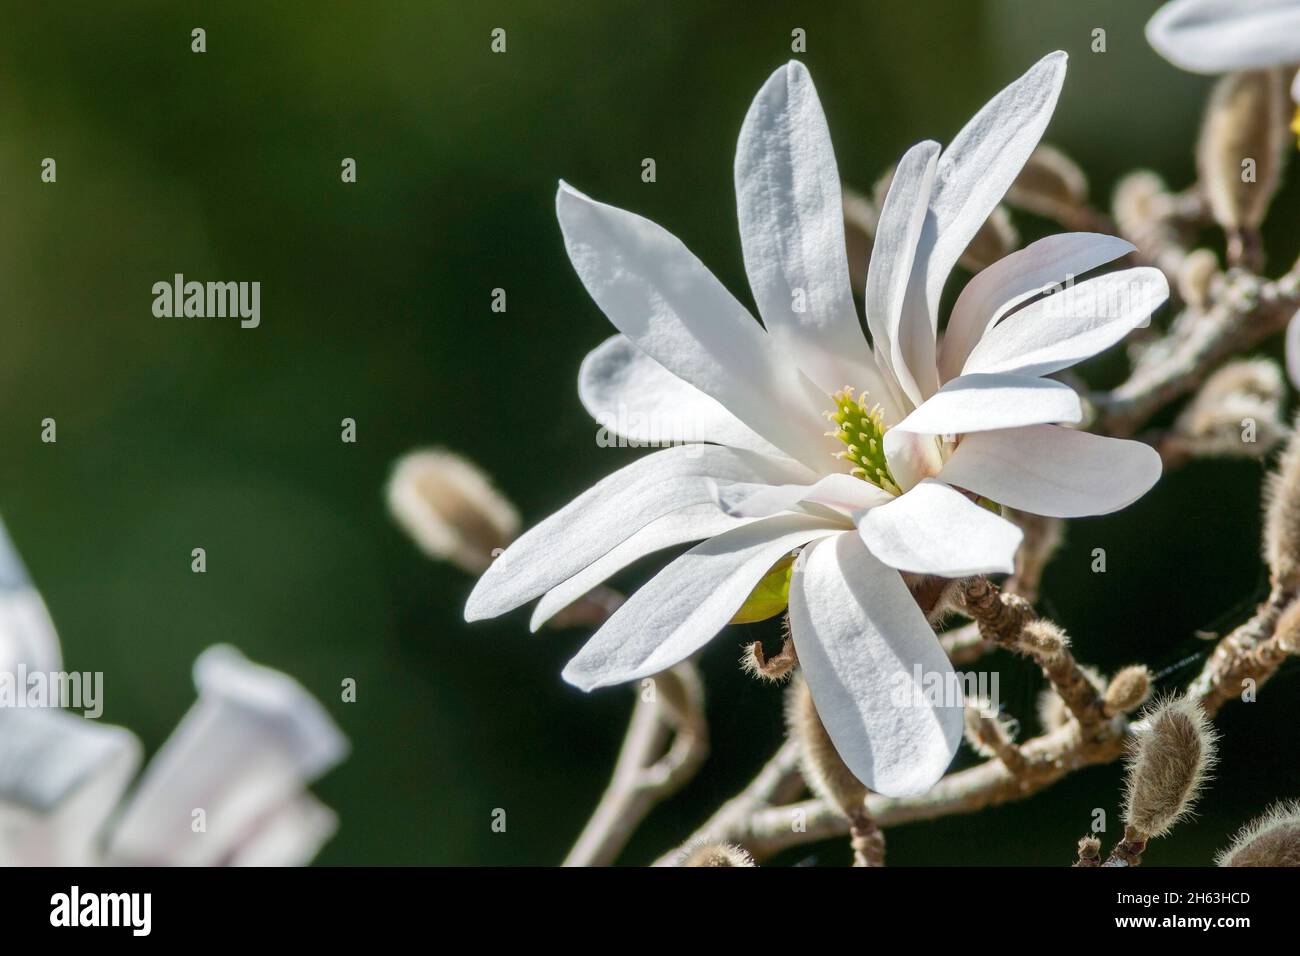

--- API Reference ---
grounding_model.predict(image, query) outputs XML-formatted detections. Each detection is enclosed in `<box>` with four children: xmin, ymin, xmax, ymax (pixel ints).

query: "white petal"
<box><xmin>0</xmin><ymin>517</ymin><xmax>62</xmax><ymax>675</ymax></box>
<box><xmin>1147</xmin><ymin>0</ymin><xmax>1300</xmax><ymax>74</ymax></box>
<box><xmin>892</xmin><ymin>373</ymin><xmax>1082</xmax><ymax>436</ymax></box>
<box><xmin>465</xmin><ymin>444</ymin><xmax>816</xmax><ymax>621</ymax></box>
<box><xmin>905</xmin><ymin>53</ymin><xmax>1068</xmax><ymax>351</ymax></box>
<box><xmin>529</xmin><ymin>505</ymin><xmax>757</xmax><ymax>631</ymax></box>
<box><xmin>0</xmin><ymin>709</ymin><xmax>140</xmax><ymax>866</ymax></box>
<box><xmin>864</xmin><ymin>140</ymin><xmax>941</xmax><ymax>412</ymax></box>
<box><xmin>561</xmin><ymin>515</ymin><xmax>840</xmax><ymax>690</ymax></box>
<box><xmin>578</xmin><ymin>334</ymin><xmax>785</xmax><ymax>456</ymax></box>
<box><xmin>939</xmin><ymin>426</ymin><xmax>1162</xmax><ymax>518</ymax></box>
<box><xmin>722</xmin><ymin>472</ymin><xmax>895</xmax><ymax>519</ymax></box>
<box><xmin>556</xmin><ymin>181</ymin><xmax>834</xmax><ymax>466</ymax></box>
<box><xmin>107</xmin><ymin>646</ymin><xmax>347</xmax><ymax>866</ymax></box>
<box><xmin>788</xmin><ymin>533</ymin><xmax>963</xmax><ymax>797</ymax></box>
<box><xmin>938</xmin><ymin>233</ymin><xmax>1135</xmax><ymax>382</ymax></box>
<box><xmin>735</xmin><ymin>61</ymin><xmax>881</xmax><ymax>398</ymax></box>
<box><xmin>227</xmin><ymin>794</ymin><xmax>339</xmax><ymax>867</ymax></box>
<box><xmin>858</xmin><ymin>478</ymin><xmax>1022</xmax><ymax>576</ymax></box>
<box><xmin>883</xmin><ymin>427</ymin><xmax>944</xmax><ymax>492</ymax></box>
<box><xmin>1286</xmin><ymin>311</ymin><xmax>1300</xmax><ymax>389</ymax></box>
<box><xmin>962</xmin><ymin>267</ymin><xmax>1168</xmax><ymax>378</ymax></box>
<box><xmin>1292</xmin><ymin>66</ymin><xmax>1300</xmax><ymax>103</ymax></box>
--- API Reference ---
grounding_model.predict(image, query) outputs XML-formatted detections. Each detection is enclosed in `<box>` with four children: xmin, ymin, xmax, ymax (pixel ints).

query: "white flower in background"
<box><xmin>0</xmin><ymin>520</ymin><xmax>347</xmax><ymax>866</ymax></box>
<box><xmin>466</xmin><ymin>53</ymin><xmax>1165</xmax><ymax>797</ymax></box>
<box><xmin>1147</xmin><ymin>0</ymin><xmax>1300</xmax><ymax>105</ymax></box>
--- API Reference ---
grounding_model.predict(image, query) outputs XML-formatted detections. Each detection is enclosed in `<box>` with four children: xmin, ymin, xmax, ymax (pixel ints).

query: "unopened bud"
<box><xmin>681</xmin><ymin>842</ymin><xmax>755</xmax><ymax>867</ymax></box>
<box><xmin>1006</xmin><ymin>144</ymin><xmax>1089</xmax><ymax>222</ymax></box>
<box><xmin>1169</xmin><ymin>358</ymin><xmax>1288</xmax><ymax>461</ymax></box>
<box><xmin>1103</xmin><ymin>665</ymin><xmax>1152</xmax><ymax>716</ymax></box>
<box><xmin>1263</xmin><ymin>415</ymin><xmax>1300</xmax><ymax>590</ymax></box>
<box><xmin>1177</xmin><ymin>248</ymin><xmax>1220</xmax><ymax>312</ymax></box>
<box><xmin>1197</xmin><ymin>69</ymin><xmax>1288</xmax><ymax>245</ymax></box>
<box><xmin>1217</xmin><ymin>801</ymin><xmax>1300</xmax><ymax>866</ymax></box>
<box><xmin>1123</xmin><ymin>695</ymin><xmax>1218</xmax><ymax>840</ymax></box>
<box><xmin>386</xmin><ymin>449</ymin><xmax>520</xmax><ymax>574</ymax></box>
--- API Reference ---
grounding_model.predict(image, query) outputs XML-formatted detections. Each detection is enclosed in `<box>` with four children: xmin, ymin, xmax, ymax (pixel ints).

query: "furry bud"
<box><xmin>1263</xmin><ymin>414</ymin><xmax>1300</xmax><ymax>590</ymax></box>
<box><xmin>1018</xmin><ymin>619</ymin><xmax>1069</xmax><ymax>660</ymax></box>
<box><xmin>1075</xmin><ymin>835</ymin><xmax>1102</xmax><ymax>867</ymax></box>
<box><xmin>1177</xmin><ymin>248</ymin><xmax>1220</xmax><ymax>312</ymax></box>
<box><xmin>1169</xmin><ymin>358</ymin><xmax>1287</xmax><ymax>462</ymax></box>
<box><xmin>785</xmin><ymin>676</ymin><xmax>867</xmax><ymax>818</ymax></box>
<box><xmin>1275</xmin><ymin>600</ymin><xmax>1300</xmax><ymax>655</ymax></box>
<box><xmin>1104</xmin><ymin>666</ymin><xmax>1153</xmax><ymax>716</ymax></box>
<box><xmin>1217</xmin><ymin>801</ymin><xmax>1300</xmax><ymax>867</ymax></box>
<box><xmin>1123</xmin><ymin>696</ymin><xmax>1218</xmax><ymax>839</ymax></box>
<box><xmin>1113</xmin><ymin>171</ymin><xmax>1167</xmax><ymax>241</ymax></box>
<box><xmin>1007</xmin><ymin>144</ymin><xmax>1089</xmax><ymax>222</ymax></box>
<box><xmin>681</xmin><ymin>843</ymin><xmax>755</xmax><ymax>867</ymax></box>
<box><xmin>387</xmin><ymin>449</ymin><xmax>519</xmax><ymax>574</ymax></box>
<box><xmin>1197</xmin><ymin>70</ymin><xmax>1287</xmax><ymax>248</ymax></box>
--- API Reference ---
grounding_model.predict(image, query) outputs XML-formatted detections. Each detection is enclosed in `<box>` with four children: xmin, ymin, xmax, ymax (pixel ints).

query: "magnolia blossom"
<box><xmin>1147</xmin><ymin>0</ymin><xmax>1300</xmax><ymax>103</ymax></box>
<box><xmin>466</xmin><ymin>53</ymin><xmax>1164</xmax><ymax>797</ymax></box>
<box><xmin>0</xmin><ymin>520</ymin><xmax>347</xmax><ymax>866</ymax></box>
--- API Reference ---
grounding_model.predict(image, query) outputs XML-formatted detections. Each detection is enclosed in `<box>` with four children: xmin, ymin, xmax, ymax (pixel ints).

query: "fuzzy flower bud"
<box><xmin>1103</xmin><ymin>666</ymin><xmax>1153</xmax><ymax>716</ymax></box>
<box><xmin>1006</xmin><ymin>144</ymin><xmax>1089</xmax><ymax>223</ymax></box>
<box><xmin>1177</xmin><ymin>248</ymin><xmax>1220</xmax><ymax>312</ymax></box>
<box><xmin>387</xmin><ymin>449</ymin><xmax>520</xmax><ymax>575</ymax></box>
<box><xmin>1168</xmin><ymin>359</ymin><xmax>1288</xmax><ymax>462</ymax></box>
<box><xmin>1123</xmin><ymin>696</ymin><xmax>1218</xmax><ymax>840</ymax></box>
<box><xmin>1197</xmin><ymin>70</ymin><xmax>1288</xmax><ymax>255</ymax></box>
<box><xmin>1263</xmin><ymin>414</ymin><xmax>1300</xmax><ymax>591</ymax></box>
<box><xmin>681</xmin><ymin>843</ymin><xmax>755</xmax><ymax>867</ymax></box>
<box><xmin>1217</xmin><ymin>801</ymin><xmax>1300</xmax><ymax>867</ymax></box>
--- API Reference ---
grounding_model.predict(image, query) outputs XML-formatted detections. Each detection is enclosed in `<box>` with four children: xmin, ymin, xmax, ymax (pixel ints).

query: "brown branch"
<box><xmin>564</xmin><ymin>662</ymin><xmax>708</xmax><ymax>866</ymax></box>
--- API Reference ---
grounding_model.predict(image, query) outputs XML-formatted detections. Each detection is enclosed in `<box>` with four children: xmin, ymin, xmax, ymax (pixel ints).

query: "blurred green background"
<box><xmin>1</xmin><ymin>0</ymin><xmax>1297</xmax><ymax>865</ymax></box>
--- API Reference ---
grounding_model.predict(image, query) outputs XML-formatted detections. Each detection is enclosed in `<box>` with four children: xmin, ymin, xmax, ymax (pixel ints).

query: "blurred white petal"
<box><xmin>1147</xmin><ymin>0</ymin><xmax>1300</xmax><ymax>74</ymax></box>
<box><xmin>0</xmin><ymin>709</ymin><xmax>139</xmax><ymax>866</ymax></box>
<box><xmin>106</xmin><ymin>645</ymin><xmax>346</xmax><ymax>866</ymax></box>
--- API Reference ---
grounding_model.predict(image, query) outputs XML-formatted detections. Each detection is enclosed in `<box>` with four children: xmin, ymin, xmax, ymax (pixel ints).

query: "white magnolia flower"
<box><xmin>1147</xmin><ymin>0</ymin><xmax>1300</xmax><ymax>103</ymax></box>
<box><xmin>0</xmin><ymin>521</ymin><xmax>347</xmax><ymax>866</ymax></box>
<box><xmin>466</xmin><ymin>54</ymin><xmax>1164</xmax><ymax>797</ymax></box>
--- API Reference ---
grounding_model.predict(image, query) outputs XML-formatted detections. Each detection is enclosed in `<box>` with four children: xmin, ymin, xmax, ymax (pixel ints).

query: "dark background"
<box><xmin>1</xmin><ymin>0</ymin><xmax>1297</xmax><ymax>865</ymax></box>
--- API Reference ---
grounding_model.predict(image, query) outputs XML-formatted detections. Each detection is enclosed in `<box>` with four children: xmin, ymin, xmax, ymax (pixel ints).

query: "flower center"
<box><xmin>1293</xmin><ymin>105</ymin><xmax>1300</xmax><ymax>150</ymax></box>
<box><xmin>826</xmin><ymin>387</ymin><xmax>900</xmax><ymax>495</ymax></box>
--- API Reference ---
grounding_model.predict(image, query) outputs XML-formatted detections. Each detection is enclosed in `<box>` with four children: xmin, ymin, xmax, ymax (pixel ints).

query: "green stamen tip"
<box><xmin>827</xmin><ymin>386</ymin><xmax>899</xmax><ymax>495</ymax></box>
